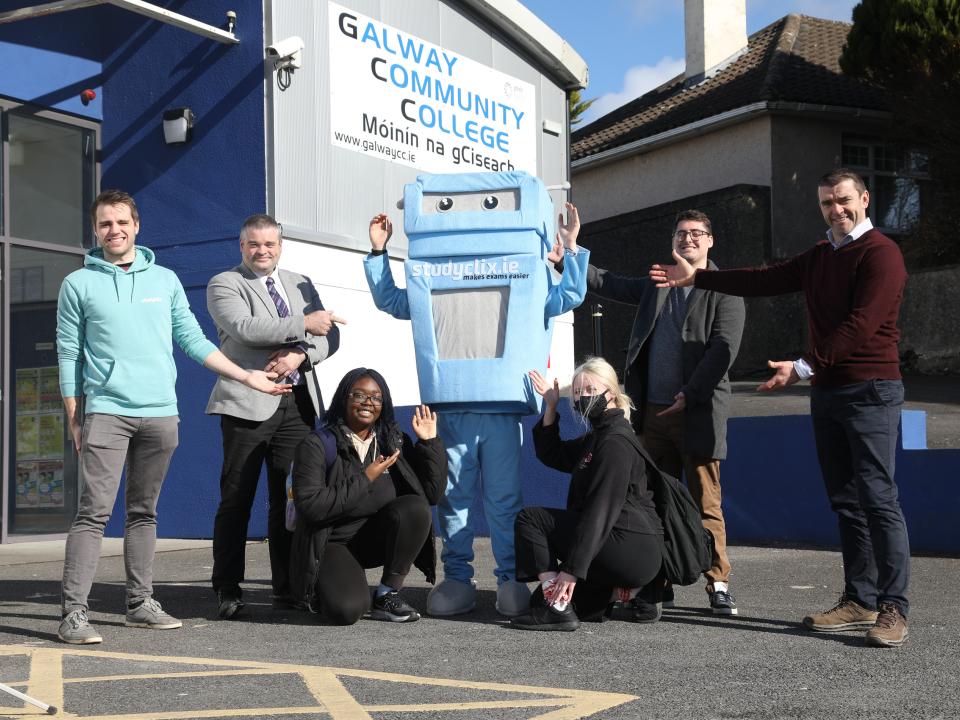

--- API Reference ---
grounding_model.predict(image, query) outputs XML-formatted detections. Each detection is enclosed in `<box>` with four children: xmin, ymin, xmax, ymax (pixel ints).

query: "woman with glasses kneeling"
<box><xmin>290</xmin><ymin>368</ymin><xmax>446</xmax><ymax>624</ymax></box>
<box><xmin>512</xmin><ymin>357</ymin><xmax>663</xmax><ymax>631</ymax></box>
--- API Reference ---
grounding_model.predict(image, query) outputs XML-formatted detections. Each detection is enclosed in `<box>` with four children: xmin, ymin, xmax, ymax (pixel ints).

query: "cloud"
<box><xmin>581</xmin><ymin>56</ymin><xmax>684</xmax><ymax>125</ymax></box>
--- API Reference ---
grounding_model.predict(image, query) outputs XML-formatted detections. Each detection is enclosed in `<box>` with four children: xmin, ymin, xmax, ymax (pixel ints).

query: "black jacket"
<box><xmin>532</xmin><ymin>409</ymin><xmax>662</xmax><ymax>579</ymax></box>
<box><xmin>586</xmin><ymin>261</ymin><xmax>745</xmax><ymax>459</ymax></box>
<box><xmin>289</xmin><ymin>422</ymin><xmax>447</xmax><ymax>606</ymax></box>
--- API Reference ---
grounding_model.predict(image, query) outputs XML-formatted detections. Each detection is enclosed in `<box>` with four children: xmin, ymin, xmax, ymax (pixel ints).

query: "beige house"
<box><xmin>569</xmin><ymin>1</ymin><xmax>945</xmax><ymax>374</ymax></box>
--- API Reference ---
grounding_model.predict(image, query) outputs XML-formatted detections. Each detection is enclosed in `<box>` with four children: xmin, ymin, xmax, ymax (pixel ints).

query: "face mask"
<box><xmin>574</xmin><ymin>393</ymin><xmax>607</xmax><ymax>421</ymax></box>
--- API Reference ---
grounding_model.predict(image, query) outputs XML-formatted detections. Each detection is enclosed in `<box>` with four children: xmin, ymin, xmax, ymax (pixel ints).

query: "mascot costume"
<box><xmin>364</xmin><ymin>171</ymin><xmax>588</xmax><ymax>616</ymax></box>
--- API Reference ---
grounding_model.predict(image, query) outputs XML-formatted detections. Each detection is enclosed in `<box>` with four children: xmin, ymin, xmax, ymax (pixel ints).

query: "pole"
<box><xmin>0</xmin><ymin>682</ymin><xmax>57</xmax><ymax>714</ymax></box>
<box><xmin>591</xmin><ymin>303</ymin><xmax>603</xmax><ymax>358</ymax></box>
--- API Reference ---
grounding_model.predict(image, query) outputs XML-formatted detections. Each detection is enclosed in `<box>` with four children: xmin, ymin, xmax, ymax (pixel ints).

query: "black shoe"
<box><xmin>709</xmin><ymin>589</ymin><xmax>738</xmax><ymax>616</ymax></box>
<box><xmin>662</xmin><ymin>584</ymin><xmax>675</xmax><ymax>608</ymax></box>
<box><xmin>510</xmin><ymin>603</ymin><xmax>581</xmax><ymax>631</ymax></box>
<box><xmin>370</xmin><ymin>591</ymin><xmax>421</xmax><ymax>623</ymax></box>
<box><xmin>217</xmin><ymin>590</ymin><xmax>245</xmax><ymax>620</ymax></box>
<box><xmin>607</xmin><ymin>597</ymin><xmax>662</xmax><ymax>624</ymax></box>
<box><xmin>271</xmin><ymin>594</ymin><xmax>305</xmax><ymax>611</ymax></box>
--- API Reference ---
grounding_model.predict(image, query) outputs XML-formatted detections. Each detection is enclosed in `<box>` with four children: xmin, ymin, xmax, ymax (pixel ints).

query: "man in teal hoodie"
<box><xmin>56</xmin><ymin>189</ymin><xmax>289</xmax><ymax>645</ymax></box>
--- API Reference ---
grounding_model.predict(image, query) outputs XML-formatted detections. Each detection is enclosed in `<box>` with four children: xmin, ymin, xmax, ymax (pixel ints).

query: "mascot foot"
<box><xmin>496</xmin><ymin>580</ymin><xmax>532</xmax><ymax>618</ymax></box>
<box><xmin>426</xmin><ymin>579</ymin><xmax>477</xmax><ymax>616</ymax></box>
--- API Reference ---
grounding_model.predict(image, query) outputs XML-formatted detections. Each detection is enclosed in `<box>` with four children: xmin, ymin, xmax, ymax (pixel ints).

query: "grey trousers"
<box><xmin>61</xmin><ymin>414</ymin><xmax>179</xmax><ymax>613</ymax></box>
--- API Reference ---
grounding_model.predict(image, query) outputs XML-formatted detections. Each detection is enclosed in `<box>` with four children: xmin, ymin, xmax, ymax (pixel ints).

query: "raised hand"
<box><xmin>649</xmin><ymin>249</ymin><xmax>696</xmax><ymax>288</ymax></box>
<box><xmin>369</xmin><ymin>213</ymin><xmax>393</xmax><ymax>251</ymax></box>
<box><xmin>412</xmin><ymin>404</ymin><xmax>438</xmax><ymax>440</ymax></box>
<box><xmin>756</xmin><ymin>360</ymin><xmax>800</xmax><ymax>392</ymax></box>
<box><xmin>557</xmin><ymin>202</ymin><xmax>580</xmax><ymax>252</ymax></box>
<box><xmin>528</xmin><ymin>369</ymin><xmax>560</xmax><ymax>408</ymax></box>
<box><xmin>244</xmin><ymin>370</ymin><xmax>292</xmax><ymax>395</ymax></box>
<box><xmin>365</xmin><ymin>449</ymin><xmax>401</xmax><ymax>481</ymax></box>
<box><xmin>546</xmin><ymin>238</ymin><xmax>564</xmax><ymax>266</ymax></box>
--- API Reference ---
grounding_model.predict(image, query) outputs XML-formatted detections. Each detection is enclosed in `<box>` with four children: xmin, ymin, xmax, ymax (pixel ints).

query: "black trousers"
<box><xmin>515</xmin><ymin>506</ymin><xmax>663</xmax><ymax>619</ymax></box>
<box><xmin>212</xmin><ymin>387</ymin><xmax>316</xmax><ymax>596</ymax></box>
<box><xmin>811</xmin><ymin>379</ymin><xmax>910</xmax><ymax>614</ymax></box>
<box><xmin>315</xmin><ymin>494</ymin><xmax>432</xmax><ymax>625</ymax></box>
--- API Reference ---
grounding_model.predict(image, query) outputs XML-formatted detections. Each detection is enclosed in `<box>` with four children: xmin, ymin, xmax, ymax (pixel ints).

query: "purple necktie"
<box><xmin>265</xmin><ymin>277</ymin><xmax>300</xmax><ymax>384</ymax></box>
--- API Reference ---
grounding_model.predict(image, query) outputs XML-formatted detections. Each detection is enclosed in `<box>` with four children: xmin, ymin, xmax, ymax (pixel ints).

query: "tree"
<box><xmin>568</xmin><ymin>89</ymin><xmax>595</xmax><ymax>126</ymax></box>
<box><xmin>841</xmin><ymin>0</ymin><xmax>960</xmax><ymax>263</ymax></box>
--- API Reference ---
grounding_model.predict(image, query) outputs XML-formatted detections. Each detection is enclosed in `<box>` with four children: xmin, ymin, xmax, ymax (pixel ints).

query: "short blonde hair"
<box><xmin>572</xmin><ymin>356</ymin><xmax>634</xmax><ymax>422</ymax></box>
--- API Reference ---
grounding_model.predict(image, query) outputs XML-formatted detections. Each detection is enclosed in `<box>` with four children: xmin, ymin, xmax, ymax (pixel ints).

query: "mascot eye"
<box><xmin>482</xmin><ymin>195</ymin><xmax>499</xmax><ymax>210</ymax></box>
<box><xmin>437</xmin><ymin>197</ymin><xmax>454</xmax><ymax>212</ymax></box>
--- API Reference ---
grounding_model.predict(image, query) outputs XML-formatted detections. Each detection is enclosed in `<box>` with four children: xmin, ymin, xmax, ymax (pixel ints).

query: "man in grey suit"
<box><xmin>585</xmin><ymin>209</ymin><xmax>744</xmax><ymax>615</ymax></box>
<box><xmin>206</xmin><ymin>214</ymin><xmax>343</xmax><ymax>619</ymax></box>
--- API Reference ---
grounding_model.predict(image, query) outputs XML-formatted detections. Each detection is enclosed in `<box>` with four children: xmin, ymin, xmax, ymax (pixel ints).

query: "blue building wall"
<box><xmin>1</xmin><ymin>1</ymin><xmax>270</xmax><ymax>539</ymax></box>
<box><xmin>94</xmin><ymin>0</ymin><xmax>270</xmax><ymax>540</ymax></box>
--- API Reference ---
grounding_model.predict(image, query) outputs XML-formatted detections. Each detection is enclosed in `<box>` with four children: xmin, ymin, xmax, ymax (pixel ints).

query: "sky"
<box><xmin>519</xmin><ymin>0</ymin><xmax>861</xmax><ymax>125</ymax></box>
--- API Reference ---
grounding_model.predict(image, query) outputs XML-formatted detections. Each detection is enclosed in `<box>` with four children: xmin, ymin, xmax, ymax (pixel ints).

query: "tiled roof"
<box><xmin>571</xmin><ymin>14</ymin><xmax>889</xmax><ymax>162</ymax></box>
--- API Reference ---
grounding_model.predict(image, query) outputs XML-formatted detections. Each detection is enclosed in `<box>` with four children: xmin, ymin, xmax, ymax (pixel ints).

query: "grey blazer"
<box><xmin>587</xmin><ymin>259</ymin><xmax>745</xmax><ymax>459</ymax></box>
<box><xmin>205</xmin><ymin>264</ymin><xmax>339</xmax><ymax>422</ymax></box>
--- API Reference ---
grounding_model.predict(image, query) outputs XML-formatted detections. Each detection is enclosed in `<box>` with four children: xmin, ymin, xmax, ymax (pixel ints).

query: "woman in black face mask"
<box><xmin>510</xmin><ymin>357</ymin><xmax>664</xmax><ymax>631</ymax></box>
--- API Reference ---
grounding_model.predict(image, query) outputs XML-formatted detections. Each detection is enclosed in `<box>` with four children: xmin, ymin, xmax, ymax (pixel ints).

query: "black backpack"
<box><xmin>610</xmin><ymin>426</ymin><xmax>715</xmax><ymax>586</ymax></box>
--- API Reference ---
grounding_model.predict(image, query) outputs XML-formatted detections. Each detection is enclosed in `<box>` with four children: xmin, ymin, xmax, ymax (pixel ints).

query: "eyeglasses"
<box><xmin>673</xmin><ymin>229</ymin><xmax>711</xmax><ymax>240</ymax></box>
<box><xmin>348</xmin><ymin>391</ymin><xmax>383</xmax><ymax>406</ymax></box>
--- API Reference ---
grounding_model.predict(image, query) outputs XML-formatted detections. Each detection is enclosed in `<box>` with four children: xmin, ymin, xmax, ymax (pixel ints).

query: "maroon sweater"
<box><xmin>694</xmin><ymin>229</ymin><xmax>907</xmax><ymax>387</ymax></box>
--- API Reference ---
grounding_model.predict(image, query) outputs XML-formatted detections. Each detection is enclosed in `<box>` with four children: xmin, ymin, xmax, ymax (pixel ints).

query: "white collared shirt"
<box><xmin>255</xmin><ymin>270</ymin><xmax>292</xmax><ymax>309</ymax></box>
<box><xmin>826</xmin><ymin>217</ymin><xmax>874</xmax><ymax>250</ymax></box>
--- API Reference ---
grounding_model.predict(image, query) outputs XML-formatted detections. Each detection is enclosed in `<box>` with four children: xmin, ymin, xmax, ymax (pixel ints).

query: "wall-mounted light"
<box><xmin>163</xmin><ymin>107</ymin><xmax>195</xmax><ymax>145</ymax></box>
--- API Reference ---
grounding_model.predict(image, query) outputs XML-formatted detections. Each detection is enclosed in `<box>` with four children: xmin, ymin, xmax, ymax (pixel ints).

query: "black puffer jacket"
<box><xmin>289</xmin><ymin>421</ymin><xmax>447</xmax><ymax>607</ymax></box>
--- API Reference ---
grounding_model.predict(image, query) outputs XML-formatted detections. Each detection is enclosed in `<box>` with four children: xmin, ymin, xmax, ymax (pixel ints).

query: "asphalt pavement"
<box><xmin>0</xmin><ymin>538</ymin><xmax>957</xmax><ymax>719</ymax></box>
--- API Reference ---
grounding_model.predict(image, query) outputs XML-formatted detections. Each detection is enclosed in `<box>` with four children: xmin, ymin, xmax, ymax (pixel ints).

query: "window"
<box><xmin>841</xmin><ymin>138</ymin><xmax>928</xmax><ymax>234</ymax></box>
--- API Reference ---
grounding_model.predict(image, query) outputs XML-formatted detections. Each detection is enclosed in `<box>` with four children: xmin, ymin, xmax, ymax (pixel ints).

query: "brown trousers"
<box><xmin>641</xmin><ymin>404</ymin><xmax>731</xmax><ymax>587</ymax></box>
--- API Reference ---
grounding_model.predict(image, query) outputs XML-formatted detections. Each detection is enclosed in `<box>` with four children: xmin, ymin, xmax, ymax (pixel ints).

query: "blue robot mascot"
<box><xmin>364</xmin><ymin>171</ymin><xmax>589</xmax><ymax>617</ymax></box>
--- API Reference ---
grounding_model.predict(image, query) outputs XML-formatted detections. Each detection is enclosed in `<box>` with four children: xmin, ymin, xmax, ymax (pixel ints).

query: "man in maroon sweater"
<box><xmin>650</xmin><ymin>169</ymin><xmax>910</xmax><ymax>648</ymax></box>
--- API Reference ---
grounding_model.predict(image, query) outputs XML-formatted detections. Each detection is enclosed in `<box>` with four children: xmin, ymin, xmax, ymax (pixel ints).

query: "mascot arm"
<box><xmin>363</xmin><ymin>252</ymin><xmax>411</xmax><ymax>320</ymax></box>
<box><xmin>544</xmin><ymin>248</ymin><xmax>591</xmax><ymax>319</ymax></box>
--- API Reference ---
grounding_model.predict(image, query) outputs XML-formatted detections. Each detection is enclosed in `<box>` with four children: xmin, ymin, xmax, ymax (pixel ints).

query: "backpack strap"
<box><xmin>311</xmin><ymin>426</ymin><xmax>338</xmax><ymax>472</ymax></box>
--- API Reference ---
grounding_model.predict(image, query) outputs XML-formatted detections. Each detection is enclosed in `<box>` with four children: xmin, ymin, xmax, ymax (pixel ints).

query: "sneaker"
<box><xmin>125</xmin><ymin>598</ymin><xmax>182</xmax><ymax>629</ymax></box>
<box><xmin>58</xmin><ymin>608</ymin><xmax>102</xmax><ymax>645</ymax></box>
<box><xmin>607</xmin><ymin>597</ymin><xmax>662</xmax><ymax>624</ymax></box>
<box><xmin>709</xmin><ymin>589</ymin><xmax>738</xmax><ymax>616</ymax></box>
<box><xmin>511</xmin><ymin>602</ymin><xmax>581</xmax><ymax>632</ymax></box>
<box><xmin>217</xmin><ymin>590</ymin><xmax>245</xmax><ymax>620</ymax></box>
<box><xmin>803</xmin><ymin>596</ymin><xmax>878</xmax><ymax>631</ymax></box>
<box><xmin>865</xmin><ymin>603</ymin><xmax>908</xmax><ymax>648</ymax></box>
<box><xmin>370</xmin><ymin>591</ymin><xmax>421</xmax><ymax>623</ymax></box>
<box><xmin>662</xmin><ymin>585</ymin><xmax>676</xmax><ymax>609</ymax></box>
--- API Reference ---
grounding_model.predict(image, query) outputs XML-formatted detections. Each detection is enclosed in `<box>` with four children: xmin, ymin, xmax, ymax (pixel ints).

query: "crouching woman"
<box><xmin>290</xmin><ymin>367</ymin><xmax>447</xmax><ymax>624</ymax></box>
<box><xmin>512</xmin><ymin>357</ymin><xmax>663</xmax><ymax>631</ymax></box>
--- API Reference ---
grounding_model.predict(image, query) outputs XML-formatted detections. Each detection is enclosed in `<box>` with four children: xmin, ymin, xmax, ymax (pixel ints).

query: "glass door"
<box><xmin>2</xmin><ymin>107</ymin><xmax>95</xmax><ymax>539</ymax></box>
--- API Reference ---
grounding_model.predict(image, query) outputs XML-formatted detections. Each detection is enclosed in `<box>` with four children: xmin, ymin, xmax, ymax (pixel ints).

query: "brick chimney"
<box><xmin>684</xmin><ymin>0</ymin><xmax>748</xmax><ymax>80</ymax></box>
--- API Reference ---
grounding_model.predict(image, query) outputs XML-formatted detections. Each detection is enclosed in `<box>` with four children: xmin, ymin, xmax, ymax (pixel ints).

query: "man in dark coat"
<box><xmin>585</xmin><ymin>209</ymin><xmax>745</xmax><ymax>615</ymax></box>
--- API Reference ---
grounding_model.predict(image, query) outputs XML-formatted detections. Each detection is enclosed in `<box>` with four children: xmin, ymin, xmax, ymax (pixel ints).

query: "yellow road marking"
<box><xmin>0</xmin><ymin>645</ymin><xmax>636</xmax><ymax>719</ymax></box>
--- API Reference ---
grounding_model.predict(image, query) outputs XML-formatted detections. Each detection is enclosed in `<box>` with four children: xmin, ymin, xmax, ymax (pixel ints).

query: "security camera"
<box><xmin>265</xmin><ymin>36</ymin><xmax>304</xmax><ymax>69</ymax></box>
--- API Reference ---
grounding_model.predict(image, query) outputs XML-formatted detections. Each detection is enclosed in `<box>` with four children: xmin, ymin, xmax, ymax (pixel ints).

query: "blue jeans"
<box><xmin>436</xmin><ymin>412</ymin><xmax>523</xmax><ymax>585</ymax></box>
<box><xmin>811</xmin><ymin>380</ymin><xmax>910</xmax><ymax>615</ymax></box>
